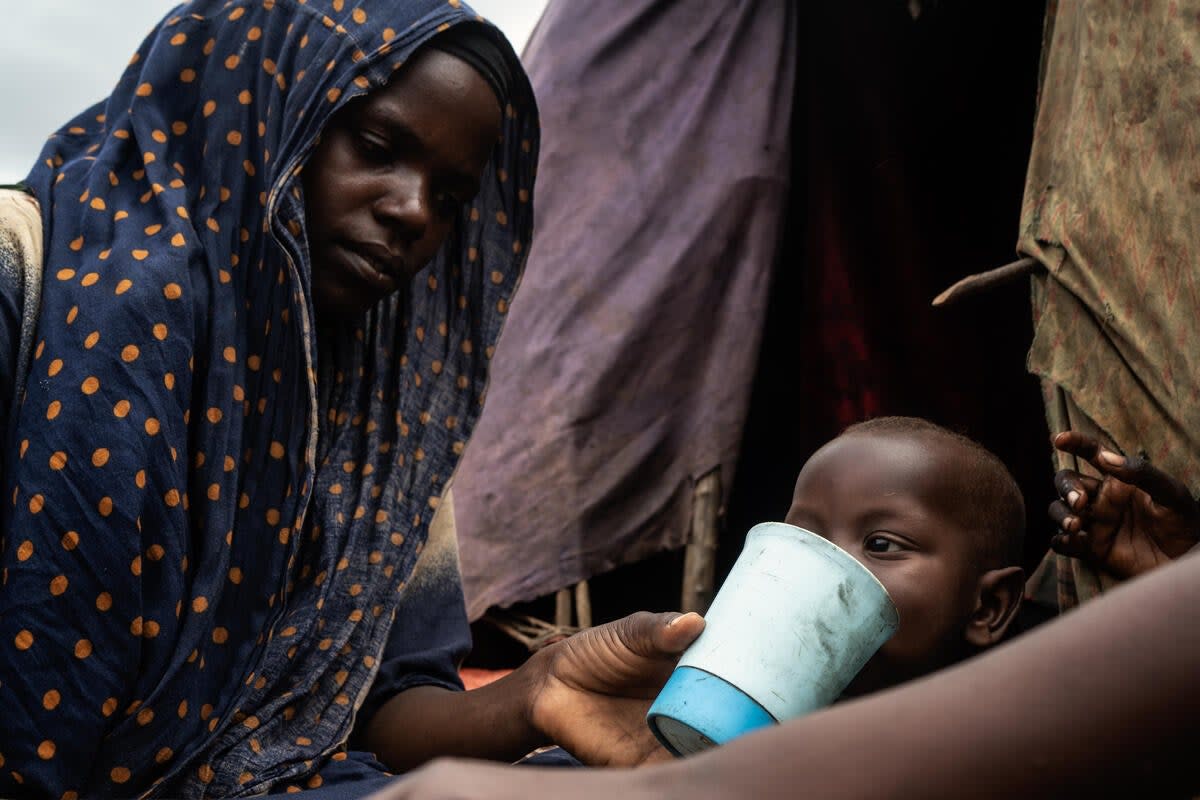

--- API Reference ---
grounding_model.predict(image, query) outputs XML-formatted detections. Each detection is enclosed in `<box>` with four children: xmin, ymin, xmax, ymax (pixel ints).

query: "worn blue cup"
<box><xmin>647</xmin><ymin>522</ymin><xmax>898</xmax><ymax>756</ymax></box>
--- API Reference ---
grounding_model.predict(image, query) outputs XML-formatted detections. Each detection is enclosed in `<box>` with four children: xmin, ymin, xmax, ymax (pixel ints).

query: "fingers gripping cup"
<box><xmin>647</xmin><ymin>522</ymin><xmax>898</xmax><ymax>756</ymax></box>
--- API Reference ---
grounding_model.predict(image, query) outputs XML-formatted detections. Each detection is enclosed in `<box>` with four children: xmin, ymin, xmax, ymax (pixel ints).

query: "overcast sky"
<box><xmin>0</xmin><ymin>0</ymin><xmax>548</xmax><ymax>182</ymax></box>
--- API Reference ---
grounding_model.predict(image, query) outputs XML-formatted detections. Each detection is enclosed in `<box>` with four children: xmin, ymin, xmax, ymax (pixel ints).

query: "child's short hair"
<box><xmin>840</xmin><ymin>416</ymin><xmax>1025</xmax><ymax>568</ymax></box>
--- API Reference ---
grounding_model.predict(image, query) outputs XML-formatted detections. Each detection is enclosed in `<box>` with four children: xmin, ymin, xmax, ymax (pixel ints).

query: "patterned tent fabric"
<box><xmin>1</xmin><ymin>0</ymin><xmax>536</xmax><ymax>796</ymax></box>
<box><xmin>1021</xmin><ymin>0</ymin><xmax>1200</xmax><ymax>611</ymax></box>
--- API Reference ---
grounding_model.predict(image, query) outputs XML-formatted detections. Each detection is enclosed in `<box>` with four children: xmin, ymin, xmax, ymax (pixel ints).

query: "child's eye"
<box><xmin>864</xmin><ymin>535</ymin><xmax>904</xmax><ymax>554</ymax></box>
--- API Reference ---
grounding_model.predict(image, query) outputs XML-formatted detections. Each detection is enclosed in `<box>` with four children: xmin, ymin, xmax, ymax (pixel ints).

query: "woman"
<box><xmin>0</xmin><ymin>2</ymin><xmax>702</xmax><ymax>797</ymax></box>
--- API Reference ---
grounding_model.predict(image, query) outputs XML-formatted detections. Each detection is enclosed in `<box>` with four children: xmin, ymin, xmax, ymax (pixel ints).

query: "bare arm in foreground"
<box><xmin>375</xmin><ymin>545</ymin><xmax>1200</xmax><ymax>799</ymax></box>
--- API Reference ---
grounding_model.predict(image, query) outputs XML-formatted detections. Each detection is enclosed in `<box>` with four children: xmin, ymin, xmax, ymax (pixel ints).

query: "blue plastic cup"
<box><xmin>647</xmin><ymin>522</ymin><xmax>898</xmax><ymax>756</ymax></box>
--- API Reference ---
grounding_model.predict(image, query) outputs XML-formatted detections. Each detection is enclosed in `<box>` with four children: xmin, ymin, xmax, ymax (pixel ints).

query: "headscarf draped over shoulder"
<box><xmin>5</xmin><ymin>1</ymin><xmax>536</xmax><ymax>797</ymax></box>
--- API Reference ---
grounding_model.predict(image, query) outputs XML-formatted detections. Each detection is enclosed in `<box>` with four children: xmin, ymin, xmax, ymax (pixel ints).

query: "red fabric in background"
<box><xmin>719</xmin><ymin>0</ymin><xmax>1055</xmax><ymax>585</ymax></box>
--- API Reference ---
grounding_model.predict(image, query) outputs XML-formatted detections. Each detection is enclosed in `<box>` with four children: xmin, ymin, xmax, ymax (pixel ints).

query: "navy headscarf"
<box><xmin>3</xmin><ymin>1</ymin><xmax>536</xmax><ymax>797</ymax></box>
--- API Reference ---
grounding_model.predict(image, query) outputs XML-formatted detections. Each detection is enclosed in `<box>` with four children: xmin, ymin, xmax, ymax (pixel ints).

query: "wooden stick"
<box><xmin>554</xmin><ymin>587</ymin><xmax>572</xmax><ymax>629</ymax></box>
<box><xmin>574</xmin><ymin>580</ymin><xmax>593</xmax><ymax>629</ymax></box>
<box><xmin>681</xmin><ymin>468</ymin><xmax>722</xmax><ymax>614</ymax></box>
<box><xmin>932</xmin><ymin>256</ymin><xmax>1041</xmax><ymax>307</ymax></box>
<box><xmin>482</xmin><ymin>610</ymin><xmax>579</xmax><ymax>651</ymax></box>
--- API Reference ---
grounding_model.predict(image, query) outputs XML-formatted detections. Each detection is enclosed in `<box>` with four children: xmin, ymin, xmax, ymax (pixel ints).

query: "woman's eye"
<box><xmin>864</xmin><ymin>535</ymin><xmax>903</xmax><ymax>554</ymax></box>
<box><xmin>355</xmin><ymin>132</ymin><xmax>390</xmax><ymax>161</ymax></box>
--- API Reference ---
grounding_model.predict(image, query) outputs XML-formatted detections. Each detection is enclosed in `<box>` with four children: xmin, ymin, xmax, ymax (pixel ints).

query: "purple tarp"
<box><xmin>452</xmin><ymin>0</ymin><xmax>796</xmax><ymax>619</ymax></box>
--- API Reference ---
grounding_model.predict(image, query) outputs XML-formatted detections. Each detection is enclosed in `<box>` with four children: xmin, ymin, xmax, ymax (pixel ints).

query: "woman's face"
<box><xmin>303</xmin><ymin>47</ymin><xmax>502</xmax><ymax>319</ymax></box>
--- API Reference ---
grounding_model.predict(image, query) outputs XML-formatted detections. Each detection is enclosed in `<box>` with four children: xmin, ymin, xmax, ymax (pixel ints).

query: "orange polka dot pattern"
<box><xmin>9</xmin><ymin>0</ymin><xmax>535</xmax><ymax>797</ymax></box>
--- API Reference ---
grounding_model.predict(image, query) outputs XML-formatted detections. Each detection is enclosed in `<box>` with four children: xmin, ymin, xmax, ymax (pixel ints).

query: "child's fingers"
<box><xmin>1052</xmin><ymin>430</ymin><xmax>1104</xmax><ymax>463</ymax></box>
<box><xmin>1053</xmin><ymin>432</ymin><xmax>1120</xmax><ymax>488</ymax></box>
<box><xmin>1050</xmin><ymin>530</ymin><xmax>1089</xmax><ymax>559</ymax></box>
<box><xmin>1049</xmin><ymin>532</ymin><xmax>1071</xmax><ymax>556</ymax></box>
<box><xmin>1048</xmin><ymin>498</ymin><xmax>1084</xmax><ymax>533</ymax></box>
<box><xmin>1053</xmin><ymin>432</ymin><xmax>1195</xmax><ymax>516</ymax></box>
<box><xmin>1090</xmin><ymin>451</ymin><xmax>1197</xmax><ymax>516</ymax></box>
<box><xmin>1053</xmin><ymin>469</ymin><xmax>1101</xmax><ymax>510</ymax></box>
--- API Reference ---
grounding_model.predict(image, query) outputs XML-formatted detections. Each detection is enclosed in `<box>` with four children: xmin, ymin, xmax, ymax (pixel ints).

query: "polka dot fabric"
<box><xmin>7</xmin><ymin>1</ymin><xmax>536</xmax><ymax>797</ymax></box>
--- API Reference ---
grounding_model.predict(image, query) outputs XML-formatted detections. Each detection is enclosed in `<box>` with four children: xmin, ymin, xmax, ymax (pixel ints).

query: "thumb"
<box><xmin>657</xmin><ymin>611</ymin><xmax>706</xmax><ymax>654</ymax></box>
<box><xmin>609</xmin><ymin>611</ymin><xmax>705</xmax><ymax>659</ymax></box>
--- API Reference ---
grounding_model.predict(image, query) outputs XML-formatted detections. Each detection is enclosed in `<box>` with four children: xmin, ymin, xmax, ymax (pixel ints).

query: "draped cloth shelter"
<box><xmin>1019</xmin><ymin>1</ymin><xmax>1200</xmax><ymax>611</ymax></box>
<box><xmin>452</xmin><ymin>0</ymin><xmax>796</xmax><ymax>619</ymax></box>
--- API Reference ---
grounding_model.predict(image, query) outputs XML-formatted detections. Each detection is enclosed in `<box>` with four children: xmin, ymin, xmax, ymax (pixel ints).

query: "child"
<box><xmin>783</xmin><ymin>416</ymin><xmax>1026</xmax><ymax>694</ymax></box>
<box><xmin>357</xmin><ymin>421</ymin><xmax>1200</xmax><ymax>799</ymax></box>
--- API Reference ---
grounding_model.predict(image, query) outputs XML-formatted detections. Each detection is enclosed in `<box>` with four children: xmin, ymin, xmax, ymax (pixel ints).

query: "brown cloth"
<box><xmin>451</xmin><ymin>0</ymin><xmax>797</xmax><ymax>619</ymax></box>
<box><xmin>1021</xmin><ymin>0</ymin><xmax>1200</xmax><ymax>611</ymax></box>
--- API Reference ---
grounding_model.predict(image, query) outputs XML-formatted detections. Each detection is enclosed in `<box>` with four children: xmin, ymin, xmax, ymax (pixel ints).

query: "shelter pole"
<box><xmin>681</xmin><ymin>468</ymin><xmax>722</xmax><ymax>614</ymax></box>
<box><xmin>555</xmin><ymin>588</ymin><xmax>572</xmax><ymax>629</ymax></box>
<box><xmin>573</xmin><ymin>579</ymin><xmax>593</xmax><ymax>628</ymax></box>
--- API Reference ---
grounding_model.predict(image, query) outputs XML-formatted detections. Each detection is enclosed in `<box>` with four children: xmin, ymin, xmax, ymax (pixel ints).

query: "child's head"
<box><xmin>784</xmin><ymin>416</ymin><xmax>1025</xmax><ymax>694</ymax></box>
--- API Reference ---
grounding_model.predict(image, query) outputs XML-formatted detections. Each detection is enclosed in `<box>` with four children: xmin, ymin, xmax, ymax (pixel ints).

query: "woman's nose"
<box><xmin>373</xmin><ymin>170</ymin><xmax>431</xmax><ymax>243</ymax></box>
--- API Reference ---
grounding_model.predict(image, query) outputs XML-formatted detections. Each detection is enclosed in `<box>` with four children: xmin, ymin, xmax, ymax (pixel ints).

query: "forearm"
<box><xmin>362</xmin><ymin>654</ymin><xmax>549</xmax><ymax>772</ymax></box>
<box><xmin>667</xmin><ymin>548</ymin><xmax>1200</xmax><ymax>799</ymax></box>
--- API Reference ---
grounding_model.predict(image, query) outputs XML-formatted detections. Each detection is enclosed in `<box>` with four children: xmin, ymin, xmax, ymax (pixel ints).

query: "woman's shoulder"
<box><xmin>0</xmin><ymin>186</ymin><xmax>42</xmax><ymax>283</ymax></box>
<box><xmin>0</xmin><ymin>186</ymin><xmax>42</xmax><ymax>415</ymax></box>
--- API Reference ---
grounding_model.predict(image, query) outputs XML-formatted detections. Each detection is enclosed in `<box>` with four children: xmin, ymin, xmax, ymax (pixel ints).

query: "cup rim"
<box><xmin>746</xmin><ymin>521</ymin><xmax>898</xmax><ymax>619</ymax></box>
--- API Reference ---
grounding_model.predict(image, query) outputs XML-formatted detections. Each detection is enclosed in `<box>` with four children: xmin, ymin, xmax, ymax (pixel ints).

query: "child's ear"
<box><xmin>964</xmin><ymin>566</ymin><xmax>1025</xmax><ymax>648</ymax></box>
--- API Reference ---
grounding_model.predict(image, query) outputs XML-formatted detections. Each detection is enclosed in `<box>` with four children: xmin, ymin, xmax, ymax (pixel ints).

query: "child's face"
<box><xmin>784</xmin><ymin>431</ymin><xmax>983</xmax><ymax>693</ymax></box>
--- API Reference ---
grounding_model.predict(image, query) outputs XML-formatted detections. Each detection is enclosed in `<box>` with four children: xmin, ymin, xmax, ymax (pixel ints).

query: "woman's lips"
<box><xmin>335</xmin><ymin>242</ymin><xmax>400</xmax><ymax>294</ymax></box>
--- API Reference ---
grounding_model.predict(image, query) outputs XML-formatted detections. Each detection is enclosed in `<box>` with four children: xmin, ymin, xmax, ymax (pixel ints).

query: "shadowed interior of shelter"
<box><xmin>467</xmin><ymin>0</ymin><xmax>1053</xmax><ymax>667</ymax></box>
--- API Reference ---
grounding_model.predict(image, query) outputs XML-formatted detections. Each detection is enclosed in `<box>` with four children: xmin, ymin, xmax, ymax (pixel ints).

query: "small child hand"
<box><xmin>1048</xmin><ymin>431</ymin><xmax>1200</xmax><ymax>579</ymax></box>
